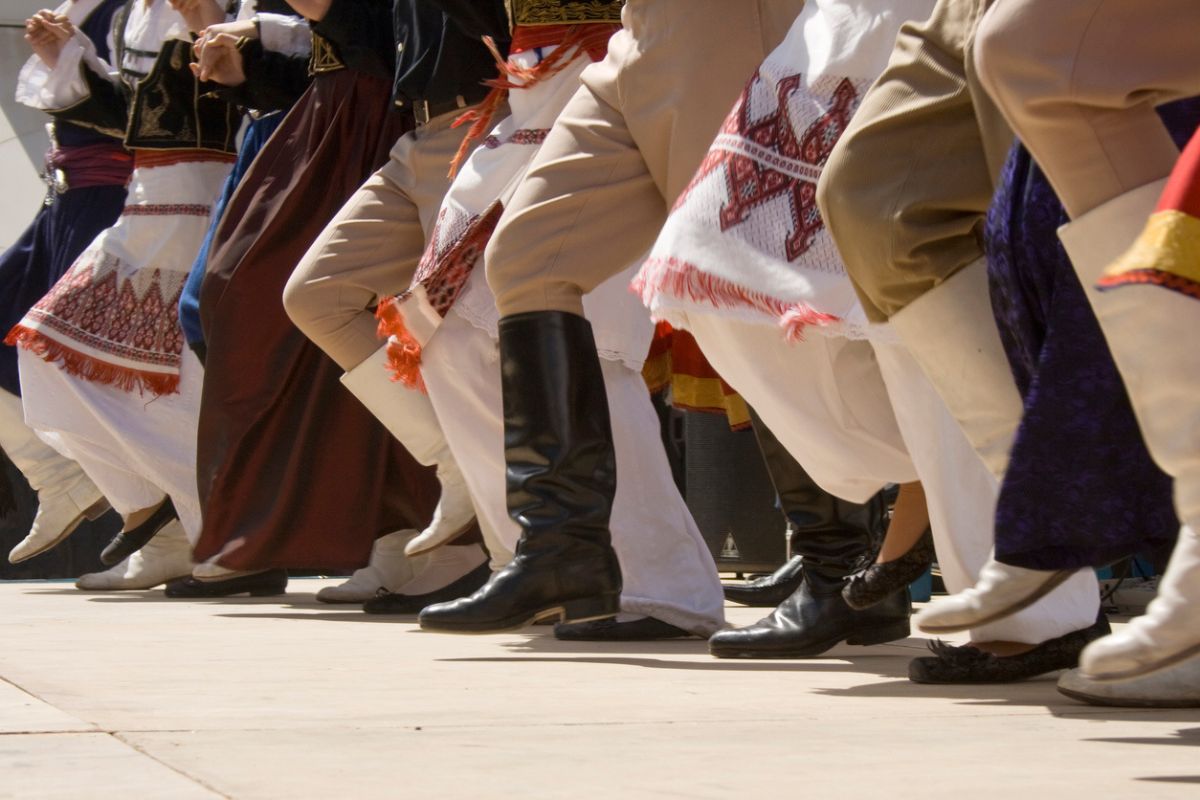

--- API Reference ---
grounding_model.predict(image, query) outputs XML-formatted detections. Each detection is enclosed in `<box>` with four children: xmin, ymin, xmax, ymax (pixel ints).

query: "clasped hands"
<box><xmin>25</xmin><ymin>10</ymin><xmax>75</xmax><ymax>69</ymax></box>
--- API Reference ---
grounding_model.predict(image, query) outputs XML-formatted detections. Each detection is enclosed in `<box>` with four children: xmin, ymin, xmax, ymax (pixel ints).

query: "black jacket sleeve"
<box><xmin>48</xmin><ymin>62</ymin><xmax>129</xmax><ymax>139</ymax></box>
<box><xmin>425</xmin><ymin>0</ymin><xmax>509</xmax><ymax>40</ymax></box>
<box><xmin>311</xmin><ymin>0</ymin><xmax>395</xmax><ymax>78</ymax></box>
<box><xmin>213</xmin><ymin>39</ymin><xmax>313</xmax><ymax>112</ymax></box>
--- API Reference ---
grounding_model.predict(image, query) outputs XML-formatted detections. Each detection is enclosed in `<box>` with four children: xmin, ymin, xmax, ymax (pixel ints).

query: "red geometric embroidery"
<box><xmin>122</xmin><ymin>204</ymin><xmax>212</xmax><ymax>217</ymax></box>
<box><xmin>7</xmin><ymin>251</ymin><xmax>186</xmax><ymax>396</ymax></box>
<box><xmin>483</xmin><ymin>128</ymin><xmax>551</xmax><ymax>149</ymax></box>
<box><xmin>25</xmin><ymin>253</ymin><xmax>184</xmax><ymax>367</ymax></box>
<box><xmin>717</xmin><ymin>74</ymin><xmax>858</xmax><ymax>261</ymax></box>
<box><xmin>415</xmin><ymin>202</ymin><xmax>505</xmax><ymax>317</ymax></box>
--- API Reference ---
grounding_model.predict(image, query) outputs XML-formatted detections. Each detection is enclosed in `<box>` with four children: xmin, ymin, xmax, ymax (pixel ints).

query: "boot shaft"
<box><xmin>498</xmin><ymin>311</ymin><xmax>618</xmax><ymax>558</ymax></box>
<box><xmin>749</xmin><ymin>407</ymin><xmax>881</xmax><ymax>582</ymax></box>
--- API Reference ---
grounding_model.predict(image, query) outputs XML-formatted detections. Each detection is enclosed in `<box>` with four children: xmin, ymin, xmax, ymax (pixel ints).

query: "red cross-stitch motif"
<box><xmin>717</xmin><ymin>73</ymin><xmax>858</xmax><ymax>261</ymax></box>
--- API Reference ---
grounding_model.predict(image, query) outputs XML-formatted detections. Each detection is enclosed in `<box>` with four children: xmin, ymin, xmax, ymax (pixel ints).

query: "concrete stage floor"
<box><xmin>0</xmin><ymin>579</ymin><xmax>1196</xmax><ymax>799</ymax></box>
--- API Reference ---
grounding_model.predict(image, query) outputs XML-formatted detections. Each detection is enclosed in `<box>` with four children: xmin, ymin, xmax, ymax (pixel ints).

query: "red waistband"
<box><xmin>132</xmin><ymin>149</ymin><xmax>237</xmax><ymax>170</ymax></box>
<box><xmin>47</xmin><ymin>142</ymin><xmax>134</xmax><ymax>190</ymax></box>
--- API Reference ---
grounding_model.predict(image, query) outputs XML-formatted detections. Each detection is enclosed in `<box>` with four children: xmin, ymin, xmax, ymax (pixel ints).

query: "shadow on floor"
<box><xmin>217</xmin><ymin>611</ymin><xmax>409</xmax><ymax>624</ymax></box>
<box><xmin>819</xmin><ymin>679</ymin><xmax>1200</xmax><ymax>718</ymax></box>
<box><xmin>436</xmin><ymin>653</ymin><xmax>912</xmax><ymax>678</ymax></box>
<box><xmin>1090</xmin><ymin>726</ymin><xmax>1200</xmax><ymax>747</ymax></box>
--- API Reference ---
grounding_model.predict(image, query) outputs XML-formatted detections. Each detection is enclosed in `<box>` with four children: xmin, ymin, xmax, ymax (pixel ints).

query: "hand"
<box><xmin>24</xmin><ymin>11</ymin><xmax>75</xmax><ymax>69</ymax></box>
<box><xmin>190</xmin><ymin>31</ymin><xmax>246</xmax><ymax>86</ymax></box>
<box><xmin>168</xmin><ymin>0</ymin><xmax>226</xmax><ymax>33</ymax></box>
<box><xmin>198</xmin><ymin>18</ymin><xmax>259</xmax><ymax>41</ymax></box>
<box><xmin>283</xmin><ymin>0</ymin><xmax>332</xmax><ymax>22</ymax></box>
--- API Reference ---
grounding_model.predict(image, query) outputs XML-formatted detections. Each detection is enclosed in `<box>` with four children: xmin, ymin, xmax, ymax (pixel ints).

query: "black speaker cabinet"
<box><xmin>681</xmin><ymin>411</ymin><xmax>787</xmax><ymax>574</ymax></box>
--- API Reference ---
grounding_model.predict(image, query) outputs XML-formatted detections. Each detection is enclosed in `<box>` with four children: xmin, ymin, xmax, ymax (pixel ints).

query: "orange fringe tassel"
<box><xmin>374</xmin><ymin>299</ymin><xmax>428</xmax><ymax>394</ymax></box>
<box><xmin>5</xmin><ymin>326</ymin><xmax>180</xmax><ymax>397</ymax></box>
<box><xmin>447</xmin><ymin>25</ymin><xmax>614</xmax><ymax>178</ymax></box>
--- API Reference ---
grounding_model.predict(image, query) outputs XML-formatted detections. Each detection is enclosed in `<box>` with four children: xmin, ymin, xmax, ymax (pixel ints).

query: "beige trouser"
<box><xmin>816</xmin><ymin>0</ymin><xmax>1011</xmax><ymax>323</ymax></box>
<box><xmin>974</xmin><ymin>0</ymin><xmax>1200</xmax><ymax>218</ymax></box>
<box><xmin>283</xmin><ymin>112</ymin><xmax>470</xmax><ymax>370</ymax></box>
<box><xmin>486</xmin><ymin>0</ymin><xmax>807</xmax><ymax>317</ymax></box>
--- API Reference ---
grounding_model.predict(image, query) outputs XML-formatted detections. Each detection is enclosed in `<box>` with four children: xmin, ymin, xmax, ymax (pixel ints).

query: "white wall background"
<box><xmin>1</xmin><ymin>2</ymin><xmax>64</xmax><ymax>249</ymax></box>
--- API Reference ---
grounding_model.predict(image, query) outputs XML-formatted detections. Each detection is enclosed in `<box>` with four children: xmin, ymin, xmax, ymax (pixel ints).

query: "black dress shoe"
<box><xmin>164</xmin><ymin>569</ymin><xmax>288</xmax><ymax>598</ymax></box>
<box><xmin>908</xmin><ymin>615</ymin><xmax>1112</xmax><ymax>684</ymax></box>
<box><xmin>554</xmin><ymin>617</ymin><xmax>696</xmax><ymax>641</ymax></box>
<box><xmin>843</xmin><ymin>528</ymin><xmax>935</xmax><ymax>611</ymax></box>
<box><xmin>723</xmin><ymin>556</ymin><xmax>805</xmax><ymax>607</ymax></box>
<box><xmin>362</xmin><ymin>562</ymin><xmax>491</xmax><ymax>615</ymax></box>
<box><xmin>709</xmin><ymin>576</ymin><xmax>911</xmax><ymax>659</ymax></box>
<box><xmin>100</xmin><ymin>497</ymin><xmax>178</xmax><ymax>566</ymax></box>
<box><xmin>419</xmin><ymin>554</ymin><xmax>620</xmax><ymax>633</ymax></box>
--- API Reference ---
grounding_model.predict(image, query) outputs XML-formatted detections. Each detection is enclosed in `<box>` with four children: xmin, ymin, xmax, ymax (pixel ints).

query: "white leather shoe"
<box><xmin>392</xmin><ymin>543</ymin><xmax>488</xmax><ymax>596</ymax></box>
<box><xmin>1058</xmin><ymin>658</ymin><xmax>1200</xmax><ymax>708</ymax></box>
<box><xmin>914</xmin><ymin>556</ymin><xmax>1079</xmax><ymax>634</ymax></box>
<box><xmin>0</xmin><ymin>389</ymin><xmax>110</xmax><ymax>564</ymax></box>
<box><xmin>1055</xmin><ymin>186</ymin><xmax>1200</xmax><ymax>681</ymax></box>
<box><xmin>404</xmin><ymin>459</ymin><xmax>475</xmax><ymax>556</ymax></box>
<box><xmin>8</xmin><ymin>479</ymin><xmax>108</xmax><ymax>564</ymax></box>
<box><xmin>316</xmin><ymin>530</ymin><xmax>420</xmax><ymax>603</ymax></box>
<box><xmin>1078</xmin><ymin>526</ymin><xmax>1200</xmax><ymax>681</ymax></box>
<box><xmin>340</xmin><ymin>345</ymin><xmax>478</xmax><ymax>559</ymax></box>
<box><xmin>75</xmin><ymin>520</ymin><xmax>193</xmax><ymax>590</ymax></box>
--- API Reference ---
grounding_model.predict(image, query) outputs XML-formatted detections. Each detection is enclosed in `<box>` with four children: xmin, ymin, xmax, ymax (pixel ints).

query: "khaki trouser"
<box><xmin>975</xmin><ymin>0</ymin><xmax>1200</xmax><ymax>218</ymax></box>
<box><xmin>283</xmin><ymin>112</ymin><xmax>469</xmax><ymax>370</ymax></box>
<box><xmin>486</xmin><ymin>0</ymin><xmax>807</xmax><ymax>318</ymax></box>
<box><xmin>817</xmin><ymin>0</ymin><xmax>1011</xmax><ymax>323</ymax></box>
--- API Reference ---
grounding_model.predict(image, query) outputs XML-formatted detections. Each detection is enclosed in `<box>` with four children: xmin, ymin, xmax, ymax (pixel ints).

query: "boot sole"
<box><xmin>83</xmin><ymin>497</ymin><xmax>111</xmax><ymax>521</ymax></box>
<box><xmin>917</xmin><ymin>569</ymin><xmax>1077</xmax><ymax>635</ymax></box>
<box><xmin>1057</xmin><ymin>685</ymin><xmax>1200</xmax><ymax>708</ymax></box>
<box><xmin>164</xmin><ymin>585</ymin><xmax>288</xmax><ymax>599</ymax></box>
<box><xmin>76</xmin><ymin>570</ymin><xmax>194</xmax><ymax>592</ymax></box>
<box><xmin>710</xmin><ymin>619</ymin><xmax>912</xmax><ymax>659</ymax></box>
<box><xmin>314</xmin><ymin>593</ymin><xmax>372</xmax><ymax>605</ymax></box>
<box><xmin>1082</xmin><ymin>644</ymin><xmax>1200</xmax><ymax>684</ymax></box>
<box><xmin>420</xmin><ymin>595</ymin><xmax>620</xmax><ymax>635</ymax></box>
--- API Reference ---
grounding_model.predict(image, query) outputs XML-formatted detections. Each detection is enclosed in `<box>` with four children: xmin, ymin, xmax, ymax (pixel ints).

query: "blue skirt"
<box><xmin>0</xmin><ymin>184</ymin><xmax>127</xmax><ymax>396</ymax></box>
<box><xmin>178</xmin><ymin>112</ymin><xmax>285</xmax><ymax>353</ymax></box>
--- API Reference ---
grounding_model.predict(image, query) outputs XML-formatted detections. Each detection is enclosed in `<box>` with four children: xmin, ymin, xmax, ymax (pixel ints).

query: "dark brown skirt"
<box><xmin>194</xmin><ymin>70</ymin><xmax>438</xmax><ymax>570</ymax></box>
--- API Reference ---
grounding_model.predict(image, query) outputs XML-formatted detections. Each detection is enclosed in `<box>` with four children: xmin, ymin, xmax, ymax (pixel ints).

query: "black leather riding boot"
<box><xmin>710</xmin><ymin>567</ymin><xmax>911</xmax><ymax>658</ymax></box>
<box><xmin>723</xmin><ymin>411</ymin><xmax>885</xmax><ymax>607</ymax></box>
<box><xmin>419</xmin><ymin>311</ymin><xmax>622</xmax><ymax>633</ymax></box>
<box><xmin>712</xmin><ymin>412</ymin><xmax>908</xmax><ymax>657</ymax></box>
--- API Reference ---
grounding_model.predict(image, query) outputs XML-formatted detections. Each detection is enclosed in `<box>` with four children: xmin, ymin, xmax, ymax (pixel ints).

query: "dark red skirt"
<box><xmin>194</xmin><ymin>69</ymin><xmax>439</xmax><ymax>570</ymax></box>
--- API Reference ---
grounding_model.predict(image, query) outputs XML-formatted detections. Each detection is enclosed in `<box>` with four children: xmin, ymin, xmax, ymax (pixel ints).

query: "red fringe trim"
<box><xmin>374</xmin><ymin>300</ymin><xmax>428</xmax><ymax>394</ymax></box>
<box><xmin>133</xmin><ymin>149</ymin><xmax>236</xmax><ymax>170</ymax></box>
<box><xmin>5</xmin><ymin>325</ymin><xmax>180</xmax><ymax>397</ymax></box>
<box><xmin>447</xmin><ymin>25</ymin><xmax>617</xmax><ymax>178</ymax></box>
<box><xmin>1097</xmin><ymin>268</ymin><xmax>1200</xmax><ymax>300</ymax></box>
<box><xmin>632</xmin><ymin>256</ymin><xmax>841</xmax><ymax>342</ymax></box>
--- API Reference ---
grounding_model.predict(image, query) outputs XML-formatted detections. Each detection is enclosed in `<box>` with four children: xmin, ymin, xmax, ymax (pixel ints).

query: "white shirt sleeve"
<box><xmin>256</xmin><ymin>13</ymin><xmax>312</xmax><ymax>58</ymax></box>
<box><xmin>15</xmin><ymin>31</ymin><xmax>119</xmax><ymax>112</ymax></box>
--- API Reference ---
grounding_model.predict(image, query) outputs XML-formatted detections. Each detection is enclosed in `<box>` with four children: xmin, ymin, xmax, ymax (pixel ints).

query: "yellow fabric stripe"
<box><xmin>1104</xmin><ymin>209</ymin><xmax>1200</xmax><ymax>285</ymax></box>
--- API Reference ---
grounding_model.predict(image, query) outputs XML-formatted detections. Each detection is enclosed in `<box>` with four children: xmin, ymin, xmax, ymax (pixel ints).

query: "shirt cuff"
<box><xmin>256</xmin><ymin>13</ymin><xmax>313</xmax><ymax>57</ymax></box>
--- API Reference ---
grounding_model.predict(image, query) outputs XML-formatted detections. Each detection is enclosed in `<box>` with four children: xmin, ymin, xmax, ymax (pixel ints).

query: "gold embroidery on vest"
<box><xmin>309</xmin><ymin>33</ymin><xmax>346</xmax><ymax>75</ymax></box>
<box><xmin>507</xmin><ymin>0</ymin><xmax>624</xmax><ymax>26</ymax></box>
